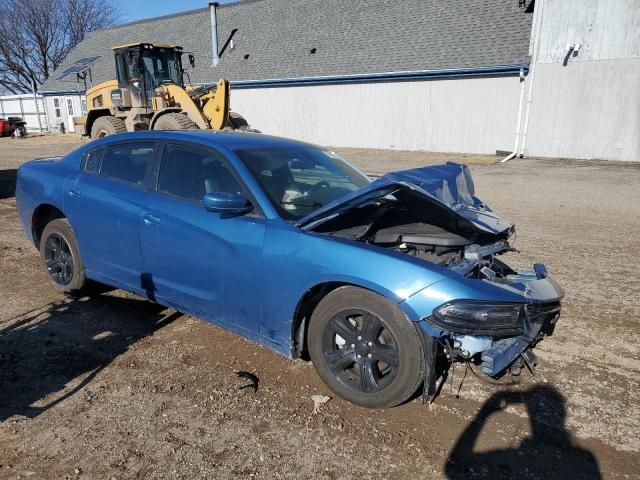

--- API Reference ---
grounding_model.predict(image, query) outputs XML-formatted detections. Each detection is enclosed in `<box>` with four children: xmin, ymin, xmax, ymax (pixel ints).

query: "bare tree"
<box><xmin>0</xmin><ymin>0</ymin><xmax>119</xmax><ymax>94</ymax></box>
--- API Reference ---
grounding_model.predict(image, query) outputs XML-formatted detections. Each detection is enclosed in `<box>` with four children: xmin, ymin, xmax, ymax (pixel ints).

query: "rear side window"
<box><xmin>100</xmin><ymin>143</ymin><xmax>155</xmax><ymax>185</ymax></box>
<box><xmin>158</xmin><ymin>145</ymin><xmax>243</xmax><ymax>203</ymax></box>
<box><xmin>83</xmin><ymin>147</ymin><xmax>104</xmax><ymax>173</ymax></box>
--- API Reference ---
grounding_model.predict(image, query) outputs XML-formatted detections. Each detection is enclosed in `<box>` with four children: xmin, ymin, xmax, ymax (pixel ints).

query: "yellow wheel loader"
<box><xmin>78</xmin><ymin>42</ymin><xmax>253</xmax><ymax>139</ymax></box>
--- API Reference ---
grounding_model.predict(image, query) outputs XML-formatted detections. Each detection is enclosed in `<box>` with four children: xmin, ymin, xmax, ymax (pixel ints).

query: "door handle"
<box><xmin>68</xmin><ymin>188</ymin><xmax>81</xmax><ymax>197</ymax></box>
<box><xmin>143</xmin><ymin>214</ymin><xmax>161</xmax><ymax>226</ymax></box>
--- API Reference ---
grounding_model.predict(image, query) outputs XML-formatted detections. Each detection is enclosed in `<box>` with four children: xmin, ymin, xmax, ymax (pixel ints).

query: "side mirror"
<box><xmin>188</xmin><ymin>54</ymin><xmax>196</xmax><ymax>68</ymax></box>
<box><xmin>203</xmin><ymin>192</ymin><xmax>252</xmax><ymax>214</ymax></box>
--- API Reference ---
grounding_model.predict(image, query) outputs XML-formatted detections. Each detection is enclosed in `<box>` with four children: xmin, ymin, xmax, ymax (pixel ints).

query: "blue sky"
<box><xmin>116</xmin><ymin>0</ymin><xmax>235</xmax><ymax>23</ymax></box>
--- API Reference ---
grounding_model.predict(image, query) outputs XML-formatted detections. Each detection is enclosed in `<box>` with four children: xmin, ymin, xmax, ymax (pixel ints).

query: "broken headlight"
<box><xmin>431</xmin><ymin>301</ymin><xmax>524</xmax><ymax>337</ymax></box>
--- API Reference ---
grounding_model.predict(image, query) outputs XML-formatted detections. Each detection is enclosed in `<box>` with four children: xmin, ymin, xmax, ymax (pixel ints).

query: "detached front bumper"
<box><xmin>406</xmin><ymin>271</ymin><xmax>564</xmax><ymax>378</ymax></box>
<box><xmin>478</xmin><ymin>302</ymin><xmax>561</xmax><ymax>376</ymax></box>
<box><xmin>416</xmin><ymin>300</ymin><xmax>561</xmax><ymax>377</ymax></box>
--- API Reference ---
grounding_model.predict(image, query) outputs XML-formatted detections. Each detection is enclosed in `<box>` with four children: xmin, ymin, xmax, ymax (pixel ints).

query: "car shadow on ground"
<box><xmin>0</xmin><ymin>169</ymin><xmax>17</xmax><ymax>200</ymax></box>
<box><xmin>0</xmin><ymin>293</ymin><xmax>180</xmax><ymax>422</ymax></box>
<box><xmin>444</xmin><ymin>384</ymin><xmax>601</xmax><ymax>479</ymax></box>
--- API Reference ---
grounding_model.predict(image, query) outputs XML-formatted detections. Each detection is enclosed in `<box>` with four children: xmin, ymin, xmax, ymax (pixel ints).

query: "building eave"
<box><xmin>228</xmin><ymin>64</ymin><xmax>529</xmax><ymax>89</ymax></box>
<box><xmin>38</xmin><ymin>64</ymin><xmax>529</xmax><ymax>95</ymax></box>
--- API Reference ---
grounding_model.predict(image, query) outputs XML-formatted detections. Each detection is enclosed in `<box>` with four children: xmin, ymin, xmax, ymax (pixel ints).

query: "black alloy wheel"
<box><xmin>39</xmin><ymin>218</ymin><xmax>87</xmax><ymax>295</ymax></box>
<box><xmin>322</xmin><ymin>308</ymin><xmax>400</xmax><ymax>393</ymax></box>
<box><xmin>308</xmin><ymin>286</ymin><xmax>425</xmax><ymax>408</ymax></box>
<box><xmin>43</xmin><ymin>233</ymin><xmax>74</xmax><ymax>285</ymax></box>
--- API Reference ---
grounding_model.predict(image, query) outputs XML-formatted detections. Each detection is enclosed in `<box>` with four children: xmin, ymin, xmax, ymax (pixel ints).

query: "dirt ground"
<box><xmin>0</xmin><ymin>135</ymin><xmax>639</xmax><ymax>480</ymax></box>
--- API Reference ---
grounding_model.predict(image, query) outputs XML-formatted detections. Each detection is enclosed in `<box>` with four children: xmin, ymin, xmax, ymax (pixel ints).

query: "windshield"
<box><xmin>141</xmin><ymin>48</ymin><xmax>183</xmax><ymax>90</ymax></box>
<box><xmin>234</xmin><ymin>146</ymin><xmax>370</xmax><ymax>220</ymax></box>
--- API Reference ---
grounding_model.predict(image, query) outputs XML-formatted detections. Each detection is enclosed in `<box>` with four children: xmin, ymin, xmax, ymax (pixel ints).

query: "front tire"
<box><xmin>153</xmin><ymin>112</ymin><xmax>198</xmax><ymax>131</ymax></box>
<box><xmin>39</xmin><ymin>218</ymin><xmax>87</xmax><ymax>296</ymax></box>
<box><xmin>229</xmin><ymin>111</ymin><xmax>249</xmax><ymax>130</ymax></box>
<box><xmin>308</xmin><ymin>286</ymin><xmax>425</xmax><ymax>408</ymax></box>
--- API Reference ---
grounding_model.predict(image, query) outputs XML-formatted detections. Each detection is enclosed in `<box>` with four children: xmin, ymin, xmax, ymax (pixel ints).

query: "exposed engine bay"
<box><xmin>312</xmin><ymin>186</ymin><xmax>516</xmax><ymax>280</ymax></box>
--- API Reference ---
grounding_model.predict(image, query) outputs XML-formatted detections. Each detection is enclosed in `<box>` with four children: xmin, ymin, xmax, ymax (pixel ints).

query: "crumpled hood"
<box><xmin>295</xmin><ymin>162</ymin><xmax>512</xmax><ymax>234</ymax></box>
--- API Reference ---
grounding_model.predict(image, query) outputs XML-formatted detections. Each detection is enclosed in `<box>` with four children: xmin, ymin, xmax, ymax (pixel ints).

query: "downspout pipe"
<box><xmin>519</xmin><ymin>0</ymin><xmax>545</xmax><ymax>158</ymax></box>
<box><xmin>501</xmin><ymin>67</ymin><xmax>526</xmax><ymax>163</ymax></box>
<box><xmin>209</xmin><ymin>2</ymin><xmax>220</xmax><ymax>67</ymax></box>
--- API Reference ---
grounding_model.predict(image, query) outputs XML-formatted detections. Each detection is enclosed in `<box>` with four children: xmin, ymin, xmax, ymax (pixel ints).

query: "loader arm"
<box><xmin>201</xmin><ymin>79</ymin><xmax>231</xmax><ymax>130</ymax></box>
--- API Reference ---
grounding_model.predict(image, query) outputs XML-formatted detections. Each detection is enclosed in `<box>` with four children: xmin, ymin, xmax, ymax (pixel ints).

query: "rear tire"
<box><xmin>39</xmin><ymin>218</ymin><xmax>87</xmax><ymax>296</ymax></box>
<box><xmin>90</xmin><ymin>116</ymin><xmax>127</xmax><ymax>139</ymax></box>
<box><xmin>153</xmin><ymin>112</ymin><xmax>198</xmax><ymax>131</ymax></box>
<box><xmin>229</xmin><ymin>112</ymin><xmax>260</xmax><ymax>133</ymax></box>
<box><xmin>229</xmin><ymin>111</ymin><xmax>249</xmax><ymax>130</ymax></box>
<box><xmin>308</xmin><ymin>286</ymin><xmax>425</xmax><ymax>408</ymax></box>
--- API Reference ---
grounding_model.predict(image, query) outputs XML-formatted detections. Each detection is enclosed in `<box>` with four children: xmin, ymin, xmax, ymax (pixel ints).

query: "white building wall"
<box><xmin>525</xmin><ymin>0</ymin><xmax>640</xmax><ymax>161</ymax></box>
<box><xmin>0</xmin><ymin>94</ymin><xmax>47</xmax><ymax>131</ymax></box>
<box><xmin>527</xmin><ymin>59</ymin><xmax>640</xmax><ymax>161</ymax></box>
<box><xmin>535</xmin><ymin>0</ymin><xmax>640</xmax><ymax>63</ymax></box>
<box><xmin>43</xmin><ymin>94</ymin><xmax>84</xmax><ymax>133</ymax></box>
<box><xmin>231</xmin><ymin>76</ymin><xmax>522</xmax><ymax>154</ymax></box>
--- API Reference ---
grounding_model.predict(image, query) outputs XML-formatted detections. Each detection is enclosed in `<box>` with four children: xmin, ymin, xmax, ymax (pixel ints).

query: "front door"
<box><xmin>139</xmin><ymin>142</ymin><xmax>266</xmax><ymax>336</ymax></box>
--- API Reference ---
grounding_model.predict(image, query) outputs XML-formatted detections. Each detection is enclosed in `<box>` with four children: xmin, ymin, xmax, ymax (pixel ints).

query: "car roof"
<box><xmin>91</xmin><ymin>130</ymin><xmax>319</xmax><ymax>152</ymax></box>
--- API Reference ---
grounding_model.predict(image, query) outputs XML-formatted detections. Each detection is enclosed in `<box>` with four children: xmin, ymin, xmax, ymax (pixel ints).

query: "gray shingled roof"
<box><xmin>41</xmin><ymin>0</ymin><xmax>533</xmax><ymax>93</ymax></box>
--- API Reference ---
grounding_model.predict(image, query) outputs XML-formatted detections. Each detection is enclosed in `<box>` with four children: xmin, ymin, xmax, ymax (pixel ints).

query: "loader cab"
<box><xmin>113</xmin><ymin>43</ymin><xmax>185</xmax><ymax>108</ymax></box>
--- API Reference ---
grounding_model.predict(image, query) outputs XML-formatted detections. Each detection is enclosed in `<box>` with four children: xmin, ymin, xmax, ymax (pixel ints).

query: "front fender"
<box><xmin>260</xmin><ymin>223</ymin><xmax>445</xmax><ymax>353</ymax></box>
<box><xmin>158</xmin><ymin>84</ymin><xmax>209</xmax><ymax>129</ymax></box>
<box><xmin>148</xmin><ymin>108</ymin><xmax>182</xmax><ymax>130</ymax></box>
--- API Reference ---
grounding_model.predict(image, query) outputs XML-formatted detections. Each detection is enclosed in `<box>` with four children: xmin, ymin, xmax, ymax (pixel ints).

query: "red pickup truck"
<box><xmin>0</xmin><ymin>117</ymin><xmax>27</xmax><ymax>137</ymax></box>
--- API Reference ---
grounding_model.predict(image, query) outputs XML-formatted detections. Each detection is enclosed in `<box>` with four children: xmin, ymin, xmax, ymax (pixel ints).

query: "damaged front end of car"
<box><xmin>296</xmin><ymin>162</ymin><xmax>564</xmax><ymax>390</ymax></box>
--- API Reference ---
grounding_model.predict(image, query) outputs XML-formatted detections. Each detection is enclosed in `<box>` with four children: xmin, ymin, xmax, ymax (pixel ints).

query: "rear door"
<box><xmin>139</xmin><ymin>142</ymin><xmax>266</xmax><ymax>335</ymax></box>
<box><xmin>64</xmin><ymin>140</ymin><xmax>157</xmax><ymax>289</ymax></box>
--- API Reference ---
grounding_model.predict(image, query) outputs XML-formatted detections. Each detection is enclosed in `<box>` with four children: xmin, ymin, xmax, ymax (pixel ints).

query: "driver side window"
<box><xmin>158</xmin><ymin>145</ymin><xmax>243</xmax><ymax>203</ymax></box>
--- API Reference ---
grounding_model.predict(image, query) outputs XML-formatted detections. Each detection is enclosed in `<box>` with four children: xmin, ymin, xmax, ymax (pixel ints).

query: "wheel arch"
<box><xmin>291</xmin><ymin>279</ymin><xmax>415</xmax><ymax>359</ymax></box>
<box><xmin>31</xmin><ymin>203</ymin><xmax>66</xmax><ymax>249</ymax></box>
<box><xmin>149</xmin><ymin>108</ymin><xmax>183</xmax><ymax>130</ymax></box>
<box><xmin>85</xmin><ymin>109</ymin><xmax>113</xmax><ymax>137</ymax></box>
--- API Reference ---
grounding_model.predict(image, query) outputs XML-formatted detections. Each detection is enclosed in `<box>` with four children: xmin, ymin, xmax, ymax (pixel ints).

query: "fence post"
<box><xmin>32</xmin><ymin>89</ymin><xmax>43</xmax><ymax>133</ymax></box>
<box><xmin>0</xmin><ymin>98</ymin><xmax>4</xmax><ymax>118</ymax></box>
<box><xmin>35</xmin><ymin>97</ymin><xmax>43</xmax><ymax>133</ymax></box>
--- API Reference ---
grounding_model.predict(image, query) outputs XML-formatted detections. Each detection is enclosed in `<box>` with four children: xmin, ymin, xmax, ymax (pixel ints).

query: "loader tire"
<box><xmin>91</xmin><ymin>116</ymin><xmax>127</xmax><ymax>139</ymax></box>
<box><xmin>229</xmin><ymin>111</ymin><xmax>250</xmax><ymax>131</ymax></box>
<box><xmin>153</xmin><ymin>112</ymin><xmax>198</xmax><ymax>131</ymax></box>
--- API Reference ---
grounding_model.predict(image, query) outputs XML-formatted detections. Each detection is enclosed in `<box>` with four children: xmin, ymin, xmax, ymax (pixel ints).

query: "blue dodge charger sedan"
<box><xmin>16</xmin><ymin>130</ymin><xmax>563</xmax><ymax>408</ymax></box>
